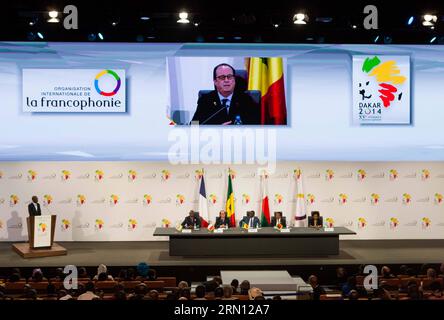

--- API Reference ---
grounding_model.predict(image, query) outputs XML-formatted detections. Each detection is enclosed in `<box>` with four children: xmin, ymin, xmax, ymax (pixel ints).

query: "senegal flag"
<box><xmin>226</xmin><ymin>174</ymin><xmax>235</xmax><ymax>227</ymax></box>
<box><xmin>247</xmin><ymin>57</ymin><xmax>287</xmax><ymax>125</ymax></box>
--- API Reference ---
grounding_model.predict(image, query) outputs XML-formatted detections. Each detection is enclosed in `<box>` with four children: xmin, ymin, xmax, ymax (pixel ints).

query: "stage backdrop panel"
<box><xmin>0</xmin><ymin>162</ymin><xmax>443</xmax><ymax>241</ymax></box>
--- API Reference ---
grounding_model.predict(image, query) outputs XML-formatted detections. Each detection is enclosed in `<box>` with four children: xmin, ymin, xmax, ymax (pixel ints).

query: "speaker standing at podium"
<box><xmin>28</xmin><ymin>196</ymin><xmax>41</xmax><ymax>217</ymax></box>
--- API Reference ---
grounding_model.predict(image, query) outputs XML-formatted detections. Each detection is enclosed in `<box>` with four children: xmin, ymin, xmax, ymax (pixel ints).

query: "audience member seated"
<box><xmin>335</xmin><ymin>267</ymin><xmax>348</xmax><ymax>290</ymax></box>
<box><xmin>148</xmin><ymin>289</ymin><xmax>159</xmax><ymax>300</ymax></box>
<box><xmin>240</xmin><ymin>280</ymin><xmax>250</xmax><ymax>295</ymax></box>
<box><xmin>204</xmin><ymin>276</ymin><xmax>222</xmax><ymax>292</ymax></box>
<box><xmin>77</xmin><ymin>282</ymin><xmax>100</xmax><ymax>300</ymax></box>
<box><xmin>230</xmin><ymin>279</ymin><xmax>239</xmax><ymax>294</ymax></box>
<box><xmin>222</xmin><ymin>285</ymin><xmax>237</xmax><ymax>300</ymax></box>
<box><xmin>348</xmin><ymin>290</ymin><xmax>359</xmax><ymax>300</ymax></box>
<box><xmin>308</xmin><ymin>275</ymin><xmax>325</xmax><ymax>300</ymax></box>
<box><xmin>381</xmin><ymin>266</ymin><xmax>395</xmax><ymax>279</ymax></box>
<box><xmin>179</xmin><ymin>288</ymin><xmax>191</xmax><ymax>300</ymax></box>
<box><xmin>308</xmin><ymin>211</ymin><xmax>323</xmax><ymax>228</ymax></box>
<box><xmin>113</xmin><ymin>290</ymin><xmax>127</xmax><ymax>300</ymax></box>
<box><xmin>29</xmin><ymin>268</ymin><xmax>47</xmax><ymax>282</ymax></box>
<box><xmin>194</xmin><ymin>285</ymin><xmax>207</xmax><ymax>300</ymax></box>
<box><xmin>248</xmin><ymin>287</ymin><xmax>263</xmax><ymax>300</ymax></box>
<box><xmin>214</xmin><ymin>287</ymin><xmax>223</xmax><ymax>299</ymax></box>
<box><xmin>178</xmin><ymin>281</ymin><xmax>189</xmax><ymax>290</ymax></box>
<box><xmin>92</xmin><ymin>264</ymin><xmax>114</xmax><ymax>281</ymax></box>
<box><xmin>78</xmin><ymin>267</ymin><xmax>90</xmax><ymax>279</ymax></box>
<box><xmin>427</xmin><ymin>268</ymin><xmax>437</xmax><ymax>281</ymax></box>
<box><xmin>135</xmin><ymin>262</ymin><xmax>149</xmax><ymax>280</ymax></box>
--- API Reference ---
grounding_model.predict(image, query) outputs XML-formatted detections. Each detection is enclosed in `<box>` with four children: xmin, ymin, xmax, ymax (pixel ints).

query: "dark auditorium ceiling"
<box><xmin>0</xmin><ymin>0</ymin><xmax>443</xmax><ymax>43</ymax></box>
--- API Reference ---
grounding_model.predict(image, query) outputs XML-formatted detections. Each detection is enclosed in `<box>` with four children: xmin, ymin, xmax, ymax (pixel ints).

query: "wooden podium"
<box><xmin>12</xmin><ymin>215</ymin><xmax>67</xmax><ymax>258</ymax></box>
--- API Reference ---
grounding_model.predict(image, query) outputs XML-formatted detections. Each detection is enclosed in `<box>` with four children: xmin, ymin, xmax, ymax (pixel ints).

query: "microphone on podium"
<box><xmin>199</xmin><ymin>104</ymin><xmax>229</xmax><ymax>125</ymax></box>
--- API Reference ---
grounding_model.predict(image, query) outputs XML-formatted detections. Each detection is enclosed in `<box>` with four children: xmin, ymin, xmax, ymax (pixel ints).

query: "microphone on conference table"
<box><xmin>199</xmin><ymin>104</ymin><xmax>230</xmax><ymax>125</ymax></box>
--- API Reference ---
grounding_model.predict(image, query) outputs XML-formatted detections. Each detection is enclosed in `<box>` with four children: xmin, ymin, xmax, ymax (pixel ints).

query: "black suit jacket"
<box><xmin>271</xmin><ymin>217</ymin><xmax>287</xmax><ymax>228</ymax></box>
<box><xmin>181</xmin><ymin>216</ymin><xmax>201</xmax><ymax>229</ymax></box>
<box><xmin>308</xmin><ymin>216</ymin><xmax>323</xmax><ymax>227</ymax></box>
<box><xmin>28</xmin><ymin>202</ymin><xmax>41</xmax><ymax>216</ymax></box>
<box><xmin>191</xmin><ymin>90</ymin><xmax>260</xmax><ymax>125</ymax></box>
<box><xmin>215</xmin><ymin>217</ymin><xmax>230</xmax><ymax>228</ymax></box>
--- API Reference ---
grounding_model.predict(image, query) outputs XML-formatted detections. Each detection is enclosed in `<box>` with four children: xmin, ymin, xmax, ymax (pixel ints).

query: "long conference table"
<box><xmin>153</xmin><ymin>227</ymin><xmax>356</xmax><ymax>257</ymax></box>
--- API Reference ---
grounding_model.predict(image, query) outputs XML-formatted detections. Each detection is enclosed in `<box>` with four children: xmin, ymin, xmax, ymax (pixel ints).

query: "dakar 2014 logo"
<box><xmin>353</xmin><ymin>55</ymin><xmax>410</xmax><ymax>124</ymax></box>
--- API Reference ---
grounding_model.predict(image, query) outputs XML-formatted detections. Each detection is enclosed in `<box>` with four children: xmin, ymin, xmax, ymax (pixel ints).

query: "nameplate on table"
<box><xmin>181</xmin><ymin>229</ymin><xmax>192</xmax><ymax>233</ymax></box>
<box><xmin>214</xmin><ymin>228</ymin><xmax>224</xmax><ymax>233</ymax></box>
<box><xmin>324</xmin><ymin>227</ymin><xmax>334</xmax><ymax>232</ymax></box>
<box><xmin>248</xmin><ymin>228</ymin><xmax>258</xmax><ymax>233</ymax></box>
<box><xmin>279</xmin><ymin>228</ymin><xmax>291</xmax><ymax>233</ymax></box>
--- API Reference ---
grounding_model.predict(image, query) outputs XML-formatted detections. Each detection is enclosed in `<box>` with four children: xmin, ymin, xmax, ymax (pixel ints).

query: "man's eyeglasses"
<box><xmin>215</xmin><ymin>74</ymin><xmax>235</xmax><ymax>81</ymax></box>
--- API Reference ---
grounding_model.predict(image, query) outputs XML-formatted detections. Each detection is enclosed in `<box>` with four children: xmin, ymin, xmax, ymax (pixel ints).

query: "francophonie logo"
<box><xmin>143</xmin><ymin>194</ymin><xmax>152</xmax><ymax>205</ymax></box>
<box><xmin>325</xmin><ymin>169</ymin><xmax>334</xmax><ymax>181</ymax></box>
<box><xmin>357</xmin><ymin>169</ymin><xmax>366</xmax><ymax>181</ymax></box>
<box><xmin>61</xmin><ymin>170</ymin><xmax>71</xmax><ymax>181</ymax></box>
<box><xmin>77</xmin><ymin>194</ymin><xmax>86</xmax><ymax>206</ymax></box>
<box><xmin>95</xmin><ymin>170</ymin><xmax>104</xmax><ymax>181</ymax></box>
<box><xmin>28</xmin><ymin>170</ymin><xmax>37</xmax><ymax>181</ymax></box>
<box><xmin>128</xmin><ymin>170</ymin><xmax>137</xmax><ymax>181</ymax></box>
<box><xmin>338</xmin><ymin>193</ymin><xmax>348</xmax><ymax>204</ymax></box>
<box><xmin>94</xmin><ymin>70</ymin><xmax>121</xmax><ymax>97</ymax></box>
<box><xmin>306</xmin><ymin>194</ymin><xmax>315</xmax><ymax>205</ymax></box>
<box><xmin>43</xmin><ymin>194</ymin><xmax>53</xmax><ymax>206</ymax></box>
<box><xmin>10</xmin><ymin>195</ymin><xmax>19</xmax><ymax>206</ymax></box>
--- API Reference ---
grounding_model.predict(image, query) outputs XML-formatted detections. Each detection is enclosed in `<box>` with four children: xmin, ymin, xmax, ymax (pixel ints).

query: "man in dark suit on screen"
<box><xmin>239</xmin><ymin>211</ymin><xmax>260</xmax><ymax>229</ymax></box>
<box><xmin>270</xmin><ymin>211</ymin><xmax>286</xmax><ymax>228</ymax></box>
<box><xmin>215</xmin><ymin>210</ymin><xmax>230</xmax><ymax>229</ymax></box>
<box><xmin>181</xmin><ymin>210</ymin><xmax>201</xmax><ymax>229</ymax></box>
<box><xmin>191</xmin><ymin>63</ymin><xmax>260</xmax><ymax>125</ymax></box>
<box><xmin>28</xmin><ymin>196</ymin><xmax>41</xmax><ymax>217</ymax></box>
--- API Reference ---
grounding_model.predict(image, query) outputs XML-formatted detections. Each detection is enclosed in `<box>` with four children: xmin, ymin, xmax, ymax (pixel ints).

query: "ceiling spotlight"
<box><xmin>407</xmin><ymin>16</ymin><xmax>414</xmax><ymax>25</ymax></box>
<box><xmin>177</xmin><ymin>12</ymin><xmax>190</xmax><ymax>24</ymax></box>
<box><xmin>423</xmin><ymin>14</ymin><xmax>437</xmax><ymax>26</ymax></box>
<box><xmin>37</xmin><ymin>32</ymin><xmax>44</xmax><ymax>40</ymax></box>
<box><xmin>140</xmin><ymin>16</ymin><xmax>150</xmax><ymax>21</ymax></box>
<box><xmin>29</xmin><ymin>21</ymin><xmax>35</xmax><ymax>26</ymax></box>
<box><xmin>293</xmin><ymin>13</ymin><xmax>308</xmax><ymax>25</ymax></box>
<box><xmin>47</xmin><ymin>10</ymin><xmax>59</xmax><ymax>23</ymax></box>
<box><xmin>374</xmin><ymin>35</ymin><xmax>380</xmax><ymax>43</ymax></box>
<box><xmin>352</xmin><ymin>25</ymin><xmax>357</xmax><ymax>29</ymax></box>
<box><xmin>111</xmin><ymin>21</ymin><xmax>118</xmax><ymax>26</ymax></box>
<box><xmin>430</xmin><ymin>36</ymin><xmax>437</xmax><ymax>43</ymax></box>
<box><xmin>98</xmin><ymin>33</ymin><xmax>104</xmax><ymax>40</ymax></box>
<box><xmin>273</xmin><ymin>23</ymin><xmax>279</xmax><ymax>28</ymax></box>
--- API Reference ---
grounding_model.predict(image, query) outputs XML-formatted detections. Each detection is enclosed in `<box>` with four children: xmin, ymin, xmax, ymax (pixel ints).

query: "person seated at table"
<box><xmin>308</xmin><ymin>211</ymin><xmax>323</xmax><ymax>228</ymax></box>
<box><xmin>239</xmin><ymin>210</ymin><xmax>260</xmax><ymax>229</ymax></box>
<box><xmin>215</xmin><ymin>210</ymin><xmax>230</xmax><ymax>229</ymax></box>
<box><xmin>270</xmin><ymin>211</ymin><xmax>287</xmax><ymax>228</ymax></box>
<box><xmin>181</xmin><ymin>210</ymin><xmax>201</xmax><ymax>229</ymax></box>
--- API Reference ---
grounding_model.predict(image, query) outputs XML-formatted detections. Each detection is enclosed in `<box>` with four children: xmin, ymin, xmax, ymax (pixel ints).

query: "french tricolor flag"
<box><xmin>199</xmin><ymin>173</ymin><xmax>209</xmax><ymax>228</ymax></box>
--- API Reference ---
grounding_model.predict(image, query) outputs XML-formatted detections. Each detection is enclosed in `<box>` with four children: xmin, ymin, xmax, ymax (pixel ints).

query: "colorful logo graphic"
<box><xmin>390</xmin><ymin>217</ymin><xmax>399</xmax><ymax>229</ymax></box>
<box><xmin>360</xmin><ymin>56</ymin><xmax>407</xmax><ymax>108</ymax></box>
<box><xmin>43</xmin><ymin>194</ymin><xmax>53</xmax><ymax>206</ymax></box>
<box><xmin>10</xmin><ymin>195</ymin><xmax>19</xmax><ymax>206</ymax></box>
<box><xmin>229</xmin><ymin>169</ymin><xmax>236</xmax><ymax>180</ymax></box>
<box><xmin>143</xmin><ymin>194</ymin><xmax>152</xmax><ymax>205</ymax></box>
<box><xmin>77</xmin><ymin>194</ymin><xmax>86</xmax><ymax>206</ymax></box>
<box><xmin>338</xmin><ymin>193</ymin><xmax>348</xmax><ymax>204</ymax></box>
<box><xmin>61</xmin><ymin>170</ymin><xmax>71</xmax><ymax>181</ymax></box>
<box><xmin>306</xmin><ymin>194</ymin><xmax>315</xmax><ymax>205</ymax></box>
<box><xmin>95</xmin><ymin>219</ymin><xmax>104</xmax><ymax>230</ymax></box>
<box><xmin>95</xmin><ymin>170</ymin><xmax>104</xmax><ymax>181</ymax></box>
<box><xmin>326</xmin><ymin>218</ymin><xmax>335</xmax><ymax>228</ymax></box>
<box><xmin>176</xmin><ymin>194</ymin><xmax>185</xmax><ymax>205</ymax></box>
<box><xmin>128</xmin><ymin>219</ymin><xmax>137</xmax><ymax>230</ymax></box>
<box><xmin>402</xmin><ymin>193</ymin><xmax>412</xmax><ymax>204</ymax></box>
<box><xmin>294</xmin><ymin>169</ymin><xmax>302</xmax><ymax>180</ymax></box>
<box><xmin>370</xmin><ymin>193</ymin><xmax>380</xmax><ymax>205</ymax></box>
<box><xmin>195</xmin><ymin>169</ymin><xmax>204</xmax><ymax>180</ymax></box>
<box><xmin>28</xmin><ymin>170</ymin><xmax>37</xmax><ymax>181</ymax></box>
<box><xmin>94</xmin><ymin>70</ymin><xmax>121</xmax><ymax>96</ymax></box>
<box><xmin>421</xmin><ymin>169</ymin><xmax>431</xmax><ymax>181</ymax></box>
<box><xmin>128</xmin><ymin>170</ymin><xmax>137</xmax><ymax>181</ymax></box>
<box><xmin>38</xmin><ymin>222</ymin><xmax>47</xmax><ymax>233</ymax></box>
<box><xmin>358</xmin><ymin>217</ymin><xmax>367</xmax><ymax>229</ymax></box>
<box><xmin>357</xmin><ymin>169</ymin><xmax>366</xmax><ymax>181</ymax></box>
<box><xmin>209</xmin><ymin>194</ymin><xmax>217</xmax><ymax>204</ymax></box>
<box><xmin>274</xmin><ymin>194</ymin><xmax>283</xmax><ymax>205</ymax></box>
<box><xmin>110</xmin><ymin>194</ymin><xmax>119</xmax><ymax>205</ymax></box>
<box><xmin>0</xmin><ymin>171</ymin><xmax>3</xmax><ymax>179</ymax></box>
<box><xmin>326</xmin><ymin>169</ymin><xmax>334</xmax><ymax>181</ymax></box>
<box><xmin>61</xmin><ymin>219</ymin><xmax>71</xmax><ymax>230</ymax></box>
<box><xmin>0</xmin><ymin>220</ymin><xmax>3</xmax><ymax>229</ymax></box>
<box><xmin>161</xmin><ymin>170</ymin><xmax>171</xmax><ymax>181</ymax></box>
<box><xmin>242</xmin><ymin>194</ymin><xmax>250</xmax><ymax>204</ymax></box>
<box><xmin>389</xmin><ymin>169</ymin><xmax>398</xmax><ymax>181</ymax></box>
<box><xmin>434</xmin><ymin>193</ymin><xmax>443</xmax><ymax>205</ymax></box>
<box><xmin>161</xmin><ymin>218</ymin><xmax>171</xmax><ymax>228</ymax></box>
<box><xmin>422</xmin><ymin>217</ymin><xmax>431</xmax><ymax>229</ymax></box>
